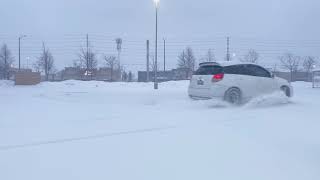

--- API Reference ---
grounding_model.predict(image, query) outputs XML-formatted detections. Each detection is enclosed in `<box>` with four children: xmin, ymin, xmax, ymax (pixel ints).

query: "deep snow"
<box><xmin>0</xmin><ymin>80</ymin><xmax>319</xmax><ymax>180</ymax></box>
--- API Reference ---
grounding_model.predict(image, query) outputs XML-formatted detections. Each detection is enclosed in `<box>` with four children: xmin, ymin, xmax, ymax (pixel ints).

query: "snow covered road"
<box><xmin>0</xmin><ymin>80</ymin><xmax>319</xmax><ymax>180</ymax></box>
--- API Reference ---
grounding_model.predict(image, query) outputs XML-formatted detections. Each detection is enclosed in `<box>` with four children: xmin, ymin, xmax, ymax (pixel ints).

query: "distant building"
<box><xmin>96</xmin><ymin>67</ymin><xmax>121</xmax><ymax>81</ymax></box>
<box><xmin>15</xmin><ymin>71</ymin><xmax>41</xmax><ymax>85</ymax></box>
<box><xmin>60</xmin><ymin>67</ymin><xmax>84</xmax><ymax>80</ymax></box>
<box><xmin>56</xmin><ymin>67</ymin><xmax>121</xmax><ymax>81</ymax></box>
<box><xmin>273</xmin><ymin>71</ymin><xmax>310</xmax><ymax>82</ymax></box>
<box><xmin>8</xmin><ymin>68</ymin><xmax>32</xmax><ymax>80</ymax></box>
<box><xmin>138</xmin><ymin>68</ymin><xmax>191</xmax><ymax>82</ymax></box>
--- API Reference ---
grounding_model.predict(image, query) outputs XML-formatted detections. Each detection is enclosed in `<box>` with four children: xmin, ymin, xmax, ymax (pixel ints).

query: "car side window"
<box><xmin>224</xmin><ymin>65</ymin><xmax>242</xmax><ymax>75</ymax></box>
<box><xmin>238</xmin><ymin>65</ymin><xmax>252</xmax><ymax>76</ymax></box>
<box><xmin>246</xmin><ymin>65</ymin><xmax>271</xmax><ymax>78</ymax></box>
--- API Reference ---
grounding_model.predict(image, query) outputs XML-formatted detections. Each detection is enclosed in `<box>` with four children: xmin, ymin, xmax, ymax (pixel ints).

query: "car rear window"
<box><xmin>194</xmin><ymin>65</ymin><xmax>223</xmax><ymax>75</ymax></box>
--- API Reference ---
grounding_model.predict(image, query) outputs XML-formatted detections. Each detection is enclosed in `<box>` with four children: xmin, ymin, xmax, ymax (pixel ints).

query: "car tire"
<box><xmin>281</xmin><ymin>86</ymin><xmax>290</xmax><ymax>97</ymax></box>
<box><xmin>224</xmin><ymin>88</ymin><xmax>242</xmax><ymax>105</ymax></box>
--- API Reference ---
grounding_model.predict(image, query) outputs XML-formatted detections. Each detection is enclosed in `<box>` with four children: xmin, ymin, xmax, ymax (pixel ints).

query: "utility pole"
<box><xmin>116</xmin><ymin>38</ymin><xmax>122</xmax><ymax>72</ymax></box>
<box><xmin>226</xmin><ymin>37</ymin><xmax>230</xmax><ymax>61</ymax></box>
<box><xmin>19</xmin><ymin>38</ymin><xmax>21</xmax><ymax>70</ymax></box>
<box><xmin>146</xmin><ymin>40</ymin><xmax>150</xmax><ymax>82</ymax></box>
<box><xmin>18</xmin><ymin>35</ymin><xmax>27</xmax><ymax>71</ymax></box>
<box><xmin>163</xmin><ymin>38</ymin><xmax>166</xmax><ymax>72</ymax></box>
<box><xmin>43</xmin><ymin>42</ymin><xmax>48</xmax><ymax>81</ymax></box>
<box><xmin>4</xmin><ymin>46</ymin><xmax>7</xmax><ymax>79</ymax></box>
<box><xmin>86</xmin><ymin>34</ymin><xmax>89</xmax><ymax>71</ymax></box>
<box><xmin>154</xmin><ymin>0</ymin><xmax>159</xmax><ymax>90</ymax></box>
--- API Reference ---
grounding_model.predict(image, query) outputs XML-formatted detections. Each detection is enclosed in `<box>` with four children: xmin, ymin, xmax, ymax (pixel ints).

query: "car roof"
<box><xmin>199</xmin><ymin>61</ymin><xmax>256</xmax><ymax>67</ymax></box>
<box><xmin>312</xmin><ymin>68</ymin><xmax>320</xmax><ymax>72</ymax></box>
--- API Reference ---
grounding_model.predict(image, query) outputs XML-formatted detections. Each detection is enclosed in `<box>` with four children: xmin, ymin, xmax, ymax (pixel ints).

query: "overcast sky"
<box><xmin>1</xmin><ymin>0</ymin><xmax>320</xmax><ymax>71</ymax></box>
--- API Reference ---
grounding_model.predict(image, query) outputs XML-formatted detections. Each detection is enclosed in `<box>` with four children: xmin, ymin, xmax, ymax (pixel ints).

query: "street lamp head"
<box><xmin>154</xmin><ymin>0</ymin><xmax>160</xmax><ymax>8</ymax></box>
<box><xmin>19</xmin><ymin>35</ymin><xmax>27</xmax><ymax>39</ymax></box>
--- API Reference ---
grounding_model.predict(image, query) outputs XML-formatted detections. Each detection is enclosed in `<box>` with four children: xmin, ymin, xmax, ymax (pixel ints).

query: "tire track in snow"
<box><xmin>0</xmin><ymin>126</ymin><xmax>176</xmax><ymax>151</ymax></box>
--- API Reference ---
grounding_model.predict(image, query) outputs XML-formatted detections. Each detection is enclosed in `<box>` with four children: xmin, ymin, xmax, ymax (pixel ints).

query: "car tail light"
<box><xmin>212</xmin><ymin>73</ymin><xmax>224</xmax><ymax>82</ymax></box>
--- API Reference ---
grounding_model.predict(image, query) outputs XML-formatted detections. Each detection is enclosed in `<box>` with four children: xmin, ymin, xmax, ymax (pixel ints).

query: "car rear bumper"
<box><xmin>188</xmin><ymin>84</ymin><xmax>227</xmax><ymax>99</ymax></box>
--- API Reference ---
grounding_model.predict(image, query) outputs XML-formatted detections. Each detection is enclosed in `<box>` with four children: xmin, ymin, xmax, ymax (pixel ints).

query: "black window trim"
<box><xmin>194</xmin><ymin>65</ymin><xmax>224</xmax><ymax>75</ymax></box>
<box><xmin>224</xmin><ymin>64</ymin><xmax>272</xmax><ymax>78</ymax></box>
<box><xmin>246</xmin><ymin>64</ymin><xmax>272</xmax><ymax>78</ymax></box>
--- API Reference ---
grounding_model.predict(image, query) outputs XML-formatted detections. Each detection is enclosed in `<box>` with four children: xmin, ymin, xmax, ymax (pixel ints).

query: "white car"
<box><xmin>188</xmin><ymin>62</ymin><xmax>293</xmax><ymax>104</ymax></box>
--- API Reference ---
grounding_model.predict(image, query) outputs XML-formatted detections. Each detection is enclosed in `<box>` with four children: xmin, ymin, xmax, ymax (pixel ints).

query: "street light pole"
<box><xmin>18</xmin><ymin>37</ymin><xmax>21</xmax><ymax>70</ymax></box>
<box><xmin>163</xmin><ymin>38</ymin><xmax>166</xmax><ymax>72</ymax></box>
<box><xmin>18</xmin><ymin>35</ymin><xmax>27</xmax><ymax>71</ymax></box>
<box><xmin>154</xmin><ymin>0</ymin><xmax>160</xmax><ymax>90</ymax></box>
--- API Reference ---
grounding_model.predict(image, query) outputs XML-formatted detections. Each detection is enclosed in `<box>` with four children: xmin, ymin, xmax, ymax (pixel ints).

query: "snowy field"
<box><xmin>0</xmin><ymin>80</ymin><xmax>319</xmax><ymax>180</ymax></box>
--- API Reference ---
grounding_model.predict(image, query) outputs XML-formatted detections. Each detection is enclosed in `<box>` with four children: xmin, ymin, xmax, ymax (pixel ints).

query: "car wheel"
<box><xmin>281</xmin><ymin>86</ymin><xmax>290</xmax><ymax>97</ymax></box>
<box><xmin>224</xmin><ymin>88</ymin><xmax>242</xmax><ymax>105</ymax></box>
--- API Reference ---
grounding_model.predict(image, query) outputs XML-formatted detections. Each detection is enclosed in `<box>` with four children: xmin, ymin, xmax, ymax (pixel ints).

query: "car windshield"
<box><xmin>194</xmin><ymin>65</ymin><xmax>223</xmax><ymax>75</ymax></box>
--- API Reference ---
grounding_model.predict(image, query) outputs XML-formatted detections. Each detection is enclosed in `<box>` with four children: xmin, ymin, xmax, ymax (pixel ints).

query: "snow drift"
<box><xmin>0</xmin><ymin>80</ymin><xmax>319</xmax><ymax>180</ymax></box>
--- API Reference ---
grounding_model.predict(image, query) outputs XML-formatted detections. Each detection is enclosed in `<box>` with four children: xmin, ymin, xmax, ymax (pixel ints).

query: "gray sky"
<box><xmin>1</xmin><ymin>0</ymin><xmax>320</xmax><ymax>71</ymax></box>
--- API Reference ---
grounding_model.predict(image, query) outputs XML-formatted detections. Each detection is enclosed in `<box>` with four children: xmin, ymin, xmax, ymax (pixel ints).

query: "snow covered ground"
<box><xmin>0</xmin><ymin>80</ymin><xmax>319</xmax><ymax>180</ymax></box>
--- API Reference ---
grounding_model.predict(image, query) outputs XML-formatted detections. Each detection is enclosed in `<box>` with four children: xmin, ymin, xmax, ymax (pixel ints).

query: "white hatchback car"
<box><xmin>188</xmin><ymin>62</ymin><xmax>293</xmax><ymax>104</ymax></box>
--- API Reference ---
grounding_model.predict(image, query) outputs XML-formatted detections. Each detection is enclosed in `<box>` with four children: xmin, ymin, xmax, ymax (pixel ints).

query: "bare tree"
<box><xmin>34</xmin><ymin>42</ymin><xmax>55</xmax><ymax>81</ymax></box>
<box><xmin>241</xmin><ymin>49</ymin><xmax>259</xmax><ymax>64</ymax></box>
<box><xmin>303</xmin><ymin>56</ymin><xmax>317</xmax><ymax>81</ymax></box>
<box><xmin>149</xmin><ymin>55</ymin><xmax>158</xmax><ymax>72</ymax></box>
<box><xmin>202</xmin><ymin>49</ymin><xmax>215</xmax><ymax>62</ymax></box>
<box><xmin>0</xmin><ymin>44</ymin><xmax>14</xmax><ymax>80</ymax></box>
<box><xmin>303</xmin><ymin>56</ymin><xmax>317</xmax><ymax>73</ymax></box>
<box><xmin>77</xmin><ymin>47</ymin><xmax>98</xmax><ymax>79</ymax></box>
<box><xmin>177</xmin><ymin>47</ymin><xmax>196</xmax><ymax>78</ymax></box>
<box><xmin>72</xmin><ymin>59</ymin><xmax>84</xmax><ymax>69</ymax></box>
<box><xmin>78</xmin><ymin>47</ymin><xmax>98</xmax><ymax>70</ymax></box>
<box><xmin>104</xmin><ymin>55</ymin><xmax>119</xmax><ymax>81</ymax></box>
<box><xmin>280</xmin><ymin>53</ymin><xmax>300</xmax><ymax>82</ymax></box>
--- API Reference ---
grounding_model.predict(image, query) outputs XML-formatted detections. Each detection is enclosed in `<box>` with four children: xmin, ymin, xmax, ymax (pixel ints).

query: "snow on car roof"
<box><xmin>199</xmin><ymin>61</ymin><xmax>255</xmax><ymax>67</ymax></box>
<box><xmin>312</xmin><ymin>68</ymin><xmax>320</xmax><ymax>72</ymax></box>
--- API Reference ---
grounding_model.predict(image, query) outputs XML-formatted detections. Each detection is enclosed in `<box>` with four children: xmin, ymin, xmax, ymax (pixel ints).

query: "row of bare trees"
<box><xmin>0</xmin><ymin>42</ymin><xmax>56</xmax><ymax>81</ymax></box>
<box><xmin>72</xmin><ymin>47</ymin><xmax>125</xmax><ymax>81</ymax></box>
<box><xmin>0</xmin><ymin>44</ymin><xmax>15</xmax><ymax>80</ymax></box>
<box><xmin>239</xmin><ymin>50</ymin><xmax>318</xmax><ymax>81</ymax></box>
<box><xmin>33</xmin><ymin>43</ymin><xmax>55</xmax><ymax>81</ymax></box>
<box><xmin>0</xmin><ymin>42</ymin><xmax>57</xmax><ymax>81</ymax></box>
<box><xmin>175</xmin><ymin>48</ymin><xmax>257</xmax><ymax>79</ymax></box>
<box><xmin>173</xmin><ymin>47</ymin><xmax>318</xmax><ymax>81</ymax></box>
<box><xmin>20</xmin><ymin>37</ymin><xmax>128</xmax><ymax>82</ymax></box>
<box><xmin>1</xmin><ymin>39</ymin><xmax>318</xmax><ymax>83</ymax></box>
<box><xmin>279</xmin><ymin>54</ymin><xmax>318</xmax><ymax>82</ymax></box>
<box><xmin>71</xmin><ymin>38</ymin><xmax>131</xmax><ymax>81</ymax></box>
<box><xmin>177</xmin><ymin>47</ymin><xmax>196</xmax><ymax>78</ymax></box>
